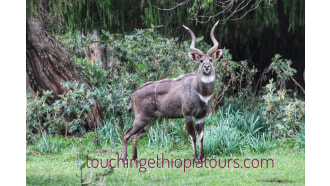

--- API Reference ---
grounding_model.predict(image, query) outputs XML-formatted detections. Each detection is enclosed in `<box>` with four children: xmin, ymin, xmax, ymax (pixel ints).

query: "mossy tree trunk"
<box><xmin>26</xmin><ymin>12</ymin><xmax>103</xmax><ymax>129</ymax></box>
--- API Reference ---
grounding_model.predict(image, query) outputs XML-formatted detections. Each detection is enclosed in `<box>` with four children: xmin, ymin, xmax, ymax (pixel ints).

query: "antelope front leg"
<box><xmin>184</xmin><ymin>115</ymin><xmax>198</xmax><ymax>160</ymax></box>
<box><xmin>196</xmin><ymin>117</ymin><xmax>205</xmax><ymax>160</ymax></box>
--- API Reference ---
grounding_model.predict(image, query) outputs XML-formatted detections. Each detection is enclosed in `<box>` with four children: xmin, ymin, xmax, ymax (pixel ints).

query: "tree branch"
<box><xmin>155</xmin><ymin>0</ymin><xmax>274</xmax><ymax>24</ymax></box>
<box><xmin>290</xmin><ymin>75</ymin><xmax>305</xmax><ymax>94</ymax></box>
<box><xmin>153</xmin><ymin>0</ymin><xmax>191</xmax><ymax>11</ymax></box>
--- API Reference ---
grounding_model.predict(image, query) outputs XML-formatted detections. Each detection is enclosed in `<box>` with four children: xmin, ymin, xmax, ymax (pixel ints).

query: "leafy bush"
<box><xmin>294</xmin><ymin>126</ymin><xmax>305</xmax><ymax>152</ymax></box>
<box><xmin>27</xmin><ymin>90</ymin><xmax>62</xmax><ymax>138</ymax></box>
<box><xmin>259</xmin><ymin>54</ymin><xmax>304</xmax><ymax>138</ymax></box>
<box><xmin>29</xmin><ymin>28</ymin><xmax>305</xmax><ymax>157</ymax></box>
<box><xmin>268</xmin><ymin>54</ymin><xmax>297</xmax><ymax>90</ymax></box>
<box><xmin>212</xmin><ymin>49</ymin><xmax>259</xmax><ymax>110</ymax></box>
<box><xmin>260</xmin><ymin>79</ymin><xmax>305</xmax><ymax>138</ymax></box>
<box><xmin>26</xmin><ymin>82</ymin><xmax>95</xmax><ymax>138</ymax></box>
<box><xmin>101</xmin><ymin>28</ymin><xmax>196</xmax><ymax>82</ymax></box>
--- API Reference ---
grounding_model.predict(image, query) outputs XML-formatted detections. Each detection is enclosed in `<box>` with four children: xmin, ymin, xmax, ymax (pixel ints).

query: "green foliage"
<box><xmin>204</xmin><ymin>103</ymin><xmax>266</xmax><ymax>156</ymax></box>
<box><xmin>29</xmin><ymin>27</ymin><xmax>304</xmax><ymax>158</ymax></box>
<box><xmin>47</xmin><ymin>0</ymin><xmax>131</xmax><ymax>33</ymax></box>
<box><xmin>27</xmin><ymin>137</ymin><xmax>305</xmax><ymax>185</ymax></box>
<box><xmin>213</xmin><ymin>49</ymin><xmax>259</xmax><ymax>108</ymax></box>
<box><xmin>26</xmin><ymin>82</ymin><xmax>95</xmax><ymax>138</ymax></box>
<box><xmin>26</xmin><ymin>90</ymin><xmax>60</xmax><ymax>138</ymax></box>
<box><xmin>259</xmin><ymin>55</ymin><xmax>305</xmax><ymax>138</ymax></box>
<box><xmin>147</xmin><ymin>119</ymin><xmax>187</xmax><ymax>149</ymax></box>
<box><xmin>203</xmin><ymin>121</ymin><xmax>243</xmax><ymax>156</ymax></box>
<box><xmin>247</xmin><ymin>133</ymin><xmax>277</xmax><ymax>153</ymax></box>
<box><xmin>101</xmin><ymin>28</ymin><xmax>194</xmax><ymax>82</ymax></box>
<box><xmin>220</xmin><ymin>104</ymin><xmax>264</xmax><ymax>135</ymax></box>
<box><xmin>26</xmin><ymin>0</ymin><xmax>40</xmax><ymax>16</ymax></box>
<box><xmin>294</xmin><ymin>126</ymin><xmax>305</xmax><ymax>152</ymax></box>
<box><xmin>268</xmin><ymin>54</ymin><xmax>297</xmax><ymax>90</ymax></box>
<box><xmin>75</xmin><ymin>56</ymin><xmax>135</xmax><ymax>120</ymax></box>
<box><xmin>31</xmin><ymin>0</ymin><xmax>304</xmax><ymax>38</ymax></box>
<box><xmin>32</xmin><ymin>134</ymin><xmax>63</xmax><ymax>154</ymax></box>
<box><xmin>76</xmin><ymin>156</ymin><xmax>114</xmax><ymax>185</ymax></box>
<box><xmin>98</xmin><ymin>120</ymin><xmax>127</xmax><ymax>147</ymax></box>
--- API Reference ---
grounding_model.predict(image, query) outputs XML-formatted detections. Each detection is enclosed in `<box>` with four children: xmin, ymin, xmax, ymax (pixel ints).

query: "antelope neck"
<box><xmin>195</xmin><ymin>73</ymin><xmax>215</xmax><ymax>98</ymax></box>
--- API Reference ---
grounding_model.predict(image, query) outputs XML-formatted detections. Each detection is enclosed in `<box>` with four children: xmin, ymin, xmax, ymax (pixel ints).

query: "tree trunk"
<box><xmin>26</xmin><ymin>12</ymin><xmax>103</xmax><ymax>129</ymax></box>
<box><xmin>82</xmin><ymin>30</ymin><xmax>110</xmax><ymax>68</ymax></box>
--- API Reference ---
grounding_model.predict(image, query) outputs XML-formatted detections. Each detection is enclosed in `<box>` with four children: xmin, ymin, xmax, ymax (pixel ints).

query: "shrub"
<box><xmin>31</xmin><ymin>28</ymin><xmax>305</xmax><ymax>157</ymax></box>
<box><xmin>260</xmin><ymin>78</ymin><xmax>305</xmax><ymax>138</ymax></box>
<box><xmin>294</xmin><ymin>126</ymin><xmax>305</xmax><ymax>152</ymax></box>
<box><xmin>212</xmin><ymin>49</ymin><xmax>258</xmax><ymax>110</ymax></box>
<box><xmin>26</xmin><ymin>82</ymin><xmax>95</xmax><ymax>138</ymax></box>
<box><xmin>101</xmin><ymin>28</ymin><xmax>196</xmax><ymax>82</ymax></box>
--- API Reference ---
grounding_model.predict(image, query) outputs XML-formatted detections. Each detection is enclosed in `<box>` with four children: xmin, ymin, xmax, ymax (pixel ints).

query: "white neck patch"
<box><xmin>197</xmin><ymin>93</ymin><xmax>213</xmax><ymax>104</ymax></box>
<box><xmin>201</xmin><ymin>75</ymin><xmax>215</xmax><ymax>84</ymax></box>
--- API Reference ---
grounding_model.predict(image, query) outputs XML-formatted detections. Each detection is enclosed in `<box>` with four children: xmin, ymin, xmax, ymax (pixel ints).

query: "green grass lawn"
<box><xmin>26</xmin><ymin>137</ymin><xmax>305</xmax><ymax>185</ymax></box>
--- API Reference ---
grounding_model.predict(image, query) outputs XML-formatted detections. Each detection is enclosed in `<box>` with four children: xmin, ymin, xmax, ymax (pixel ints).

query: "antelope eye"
<box><xmin>210</xmin><ymin>59</ymin><xmax>213</xmax><ymax>62</ymax></box>
<box><xmin>199</xmin><ymin>59</ymin><xmax>203</xmax><ymax>63</ymax></box>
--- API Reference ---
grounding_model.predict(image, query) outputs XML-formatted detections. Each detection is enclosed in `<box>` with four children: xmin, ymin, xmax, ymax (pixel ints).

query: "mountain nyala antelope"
<box><xmin>123</xmin><ymin>21</ymin><xmax>222</xmax><ymax>161</ymax></box>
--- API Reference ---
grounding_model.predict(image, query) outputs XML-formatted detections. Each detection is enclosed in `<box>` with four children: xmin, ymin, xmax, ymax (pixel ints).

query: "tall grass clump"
<box><xmin>203</xmin><ymin>109</ymin><xmax>244</xmax><ymax>156</ymax></box>
<box><xmin>32</xmin><ymin>134</ymin><xmax>64</xmax><ymax>154</ymax></box>
<box><xmin>98</xmin><ymin>120</ymin><xmax>124</xmax><ymax>146</ymax></box>
<box><xmin>147</xmin><ymin>118</ymin><xmax>188</xmax><ymax>148</ymax></box>
<box><xmin>247</xmin><ymin>133</ymin><xmax>277</xmax><ymax>153</ymax></box>
<box><xmin>220</xmin><ymin>104</ymin><xmax>266</xmax><ymax>136</ymax></box>
<box><xmin>203</xmin><ymin>101</ymin><xmax>278</xmax><ymax>156</ymax></box>
<box><xmin>203</xmin><ymin>123</ymin><xmax>242</xmax><ymax>156</ymax></box>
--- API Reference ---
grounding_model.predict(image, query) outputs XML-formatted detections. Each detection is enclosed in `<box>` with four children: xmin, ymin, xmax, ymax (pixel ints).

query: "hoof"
<box><xmin>199</xmin><ymin>155</ymin><xmax>206</xmax><ymax>162</ymax></box>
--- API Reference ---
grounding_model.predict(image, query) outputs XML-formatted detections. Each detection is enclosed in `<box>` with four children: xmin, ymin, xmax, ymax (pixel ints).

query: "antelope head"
<box><xmin>183</xmin><ymin>21</ymin><xmax>222</xmax><ymax>79</ymax></box>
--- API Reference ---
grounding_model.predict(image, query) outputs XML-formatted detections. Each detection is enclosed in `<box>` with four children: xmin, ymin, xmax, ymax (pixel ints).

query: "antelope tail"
<box><xmin>127</xmin><ymin>100</ymin><xmax>132</xmax><ymax>113</ymax></box>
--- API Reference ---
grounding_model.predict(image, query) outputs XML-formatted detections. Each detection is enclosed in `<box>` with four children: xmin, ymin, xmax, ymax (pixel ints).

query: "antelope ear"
<box><xmin>188</xmin><ymin>52</ymin><xmax>201</xmax><ymax>63</ymax></box>
<box><xmin>213</xmin><ymin>49</ymin><xmax>223</xmax><ymax>61</ymax></box>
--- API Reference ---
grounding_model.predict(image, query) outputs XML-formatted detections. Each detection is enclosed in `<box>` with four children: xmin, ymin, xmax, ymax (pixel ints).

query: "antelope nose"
<box><xmin>204</xmin><ymin>64</ymin><xmax>210</xmax><ymax>69</ymax></box>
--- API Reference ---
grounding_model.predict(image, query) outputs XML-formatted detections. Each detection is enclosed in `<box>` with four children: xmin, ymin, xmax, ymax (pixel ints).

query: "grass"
<box><xmin>26</xmin><ymin>136</ymin><xmax>305</xmax><ymax>185</ymax></box>
<box><xmin>26</xmin><ymin>100</ymin><xmax>304</xmax><ymax>185</ymax></box>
